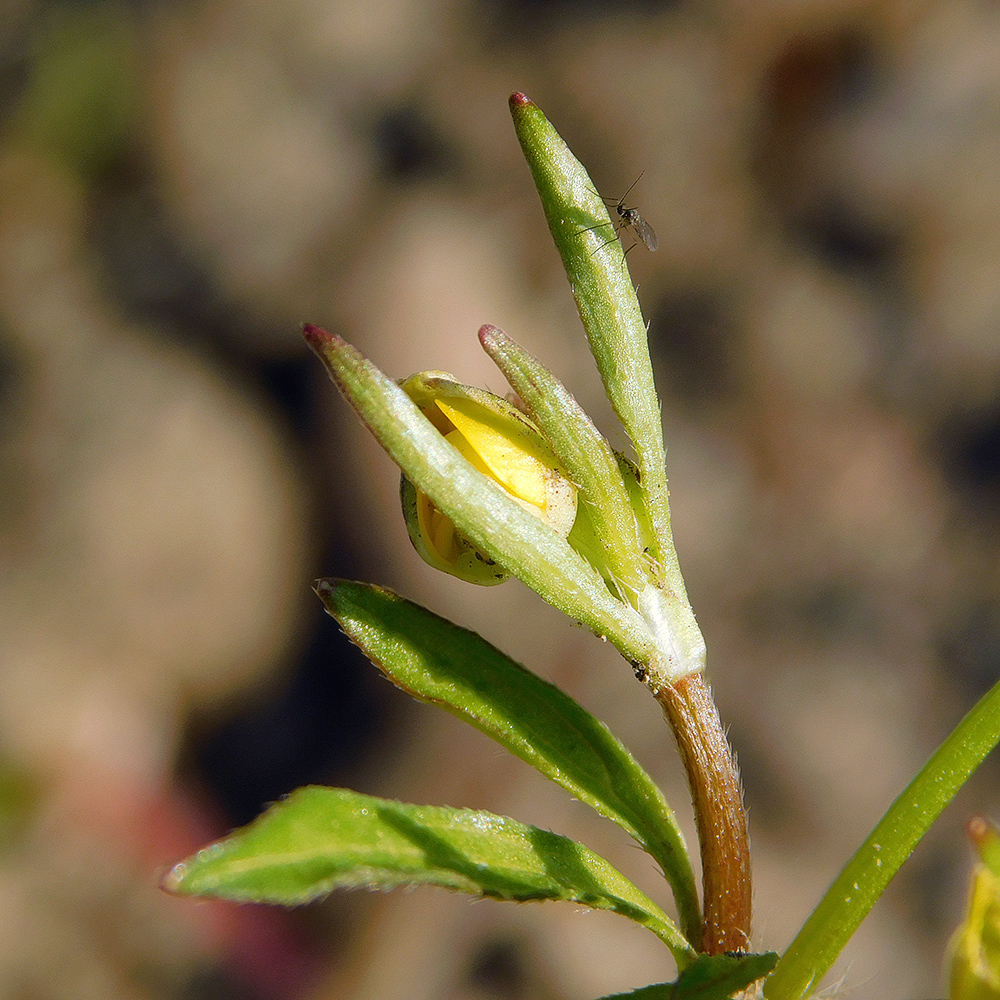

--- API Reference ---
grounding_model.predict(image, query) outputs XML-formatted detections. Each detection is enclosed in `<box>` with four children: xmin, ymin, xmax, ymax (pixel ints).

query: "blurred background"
<box><xmin>1</xmin><ymin>0</ymin><xmax>999</xmax><ymax>996</ymax></box>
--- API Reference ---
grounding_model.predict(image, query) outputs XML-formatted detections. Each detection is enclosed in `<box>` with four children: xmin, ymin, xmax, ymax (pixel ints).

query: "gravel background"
<box><xmin>2</xmin><ymin>1</ymin><xmax>999</xmax><ymax>997</ymax></box>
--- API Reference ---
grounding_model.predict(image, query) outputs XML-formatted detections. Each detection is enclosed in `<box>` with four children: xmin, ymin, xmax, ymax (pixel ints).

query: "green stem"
<box><xmin>764</xmin><ymin>677</ymin><xmax>1000</xmax><ymax>1000</ymax></box>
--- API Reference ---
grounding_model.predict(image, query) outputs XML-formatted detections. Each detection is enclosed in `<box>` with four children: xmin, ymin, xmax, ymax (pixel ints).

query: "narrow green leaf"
<box><xmin>596</xmin><ymin>952</ymin><xmax>778</xmax><ymax>1000</ymax></box>
<box><xmin>318</xmin><ymin>578</ymin><xmax>701</xmax><ymax>944</ymax></box>
<box><xmin>478</xmin><ymin>324</ymin><xmax>649</xmax><ymax>598</ymax></box>
<box><xmin>304</xmin><ymin>323</ymin><xmax>658</xmax><ymax>669</ymax></box>
<box><xmin>164</xmin><ymin>786</ymin><xmax>696</xmax><ymax>966</ymax></box>
<box><xmin>764</xmin><ymin>676</ymin><xmax>1000</xmax><ymax>1000</ymax></box>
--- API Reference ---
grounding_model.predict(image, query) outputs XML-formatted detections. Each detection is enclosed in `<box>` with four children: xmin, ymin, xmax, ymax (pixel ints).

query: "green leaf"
<box><xmin>764</xmin><ymin>676</ymin><xmax>1000</xmax><ymax>1000</ymax></box>
<box><xmin>597</xmin><ymin>952</ymin><xmax>778</xmax><ymax>1000</ymax></box>
<box><xmin>318</xmin><ymin>578</ymin><xmax>701</xmax><ymax>945</ymax></box>
<box><xmin>164</xmin><ymin>786</ymin><xmax>696</xmax><ymax>966</ymax></box>
<box><xmin>304</xmin><ymin>323</ymin><xmax>658</xmax><ymax>670</ymax></box>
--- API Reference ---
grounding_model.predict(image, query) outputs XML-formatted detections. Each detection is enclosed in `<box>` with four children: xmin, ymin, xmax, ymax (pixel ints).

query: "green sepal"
<box><xmin>163</xmin><ymin>786</ymin><xmax>696</xmax><ymax>967</ymax></box>
<box><xmin>507</xmin><ymin>93</ymin><xmax>672</xmax><ymax>582</ymax></box>
<box><xmin>566</xmin><ymin>498</ymin><xmax>626</xmax><ymax>599</ymax></box>
<box><xmin>976</xmin><ymin>817</ymin><xmax>1000</xmax><ymax>879</ymax></box>
<box><xmin>478</xmin><ymin>324</ymin><xmax>649</xmax><ymax>599</ymax></box>
<box><xmin>317</xmin><ymin>578</ymin><xmax>702</xmax><ymax>944</ymax></box>
<box><xmin>617</xmin><ymin>454</ymin><xmax>657</xmax><ymax>556</ymax></box>
<box><xmin>507</xmin><ymin>94</ymin><xmax>704</xmax><ymax>683</ymax></box>
<box><xmin>563</xmin><ymin>455</ymin><xmax>658</xmax><ymax>601</ymax></box>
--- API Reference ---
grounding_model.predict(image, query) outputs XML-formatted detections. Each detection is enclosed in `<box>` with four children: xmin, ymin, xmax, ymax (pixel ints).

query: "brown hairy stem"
<box><xmin>656</xmin><ymin>671</ymin><xmax>751</xmax><ymax>954</ymax></box>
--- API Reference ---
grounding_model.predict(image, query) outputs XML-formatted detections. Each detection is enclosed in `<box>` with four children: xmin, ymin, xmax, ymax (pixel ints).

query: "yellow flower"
<box><xmin>400</xmin><ymin>372</ymin><xmax>577</xmax><ymax>585</ymax></box>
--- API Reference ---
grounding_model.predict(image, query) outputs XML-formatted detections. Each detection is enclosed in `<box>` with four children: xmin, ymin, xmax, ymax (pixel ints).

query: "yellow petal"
<box><xmin>435</xmin><ymin>399</ymin><xmax>549</xmax><ymax>508</ymax></box>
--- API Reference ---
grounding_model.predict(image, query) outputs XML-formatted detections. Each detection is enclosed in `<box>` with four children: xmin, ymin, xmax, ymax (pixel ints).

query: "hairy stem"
<box><xmin>657</xmin><ymin>672</ymin><xmax>751</xmax><ymax>954</ymax></box>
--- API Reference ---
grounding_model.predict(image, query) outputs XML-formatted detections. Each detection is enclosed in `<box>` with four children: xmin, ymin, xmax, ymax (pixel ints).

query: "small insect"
<box><xmin>582</xmin><ymin>172</ymin><xmax>659</xmax><ymax>256</ymax></box>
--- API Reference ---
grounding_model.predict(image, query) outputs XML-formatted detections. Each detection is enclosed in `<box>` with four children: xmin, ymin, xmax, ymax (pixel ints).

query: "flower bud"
<box><xmin>399</xmin><ymin>372</ymin><xmax>577</xmax><ymax>585</ymax></box>
<box><xmin>951</xmin><ymin>817</ymin><xmax>1000</xmax><ymax>999</ymax></box>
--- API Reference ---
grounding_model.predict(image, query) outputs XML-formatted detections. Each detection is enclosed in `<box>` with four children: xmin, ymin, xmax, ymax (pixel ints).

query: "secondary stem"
<box><xmin>657</xmin><ymin>672</ymin><xmax>752</xmax><ymax>954</ymax></box>
<box><xmin>763</xmin><ymin>675</ymin><xmax>1000</xmax><ymax>999</ymax></box>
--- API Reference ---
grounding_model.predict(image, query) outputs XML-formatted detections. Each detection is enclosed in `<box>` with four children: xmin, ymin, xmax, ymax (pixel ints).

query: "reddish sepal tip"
<box><xmin>968</xmin><ymin>815</ymin><xmax>990</xmax><ymax>846</ymax></box>
<box><xmin>302</xmin><ymin>322</ymin><xmax>327</xmax><ymax>344</ymax></box>
<box><xmin>509</xmin><ymin>92</ymin><xmax>531</xmax><ymax>109</ymax></box>
<box><xmin>477</xmin><ymin>323</ymin><xmax>503</xmax><ymax>348</ymax></box>
<box><xmin>303</xmin><ymin>323</ymin><xmax>341</xmax><ymax>354</ymax></box>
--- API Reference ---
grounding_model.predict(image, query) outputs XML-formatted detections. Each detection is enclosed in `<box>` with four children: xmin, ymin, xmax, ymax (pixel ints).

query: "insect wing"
<box><xmin>632</xmin><ymin>214</ymin><xmax>658</xmax><ymax>252</ymax></box>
